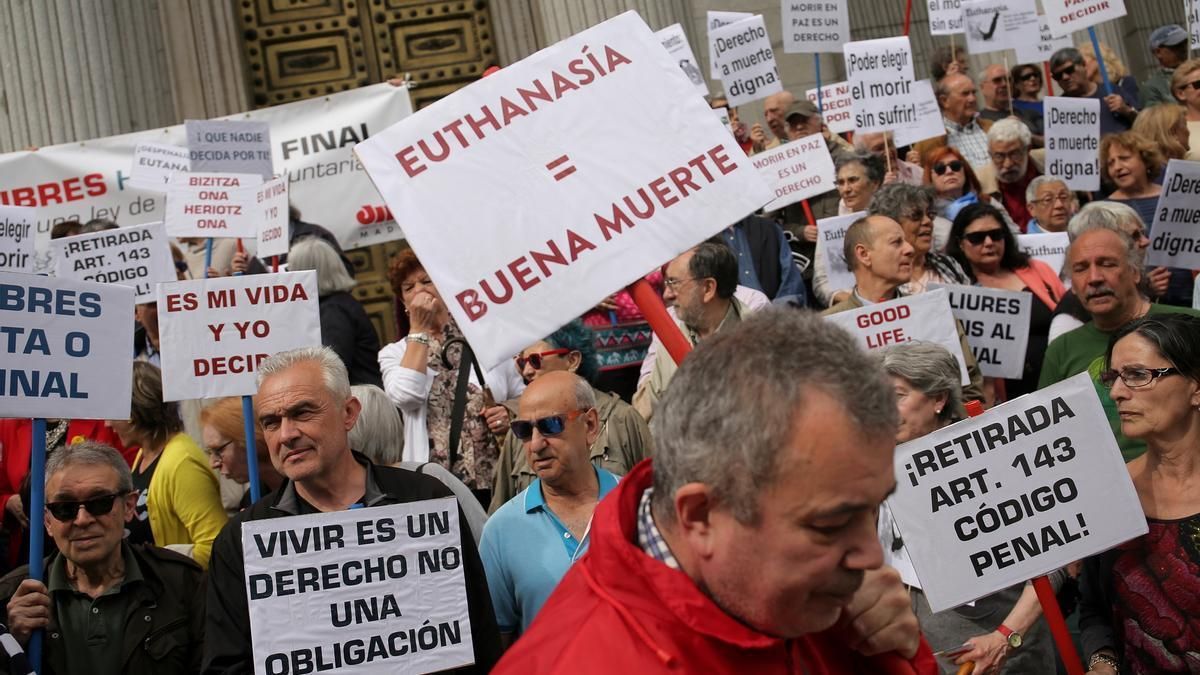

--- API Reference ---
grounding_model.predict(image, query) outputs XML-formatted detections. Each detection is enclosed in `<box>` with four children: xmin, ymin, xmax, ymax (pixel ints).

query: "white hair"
<box><xmin>1025</xmin><ymin>176</ymin><xmax>1070</xmax><ymax>204</ymax></box>
<box><xmin>348</xmin><ymin>384</ymin><xmax>404</xmax><ymax>465</ymax></box>
<box><xmin>987</xmin><ymin>118</ymin><xmax>1032</xmax><ymax>148</ymax></box>
<box><xmin>287</xmin><ymin>237</ymin><xmax>356</xmax><ymax>296</ymax></box>
<box><xmin>256</xmin><ymin>346</ymin><xmax>351</xmax><ymax>402</ymax></box>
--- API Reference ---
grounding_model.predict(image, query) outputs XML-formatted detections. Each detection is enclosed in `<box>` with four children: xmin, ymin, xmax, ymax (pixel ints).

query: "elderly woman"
<box><xmin>199</xmin><ymin>397</ymin><xmax>283</xmax><ymax>509</ymax></box>
<box><xmin>287</xmin><ymin>237</ymin><xmax>383</xmax><ymax>388</ymax></box>
<box><xmin>1132</xmin><ymin>103</ymin><xmax>1190</xmax><ymax>164</ymax></box>
<box><xmin>1100</xmin><ymin>132</ymin><xmax>1163</xmax><ymax>227</ymax></box>
<box><xmin>378</xmin><ymin>249</ymin><xmax>524</xmax><ymax>506</ymax></box>
<box><xmin>488</xmin><ymin>319</ymin><xmax>653</xmax><ymax>513</ymax></box>
<box><xmin>869</xmin><ymin>183</ymin><xmax>972</xmax><ymax>295</ymax></box>
<box><xmin>106</xmin><ymin>362</ymin><xmax>227</xmax><ymax>568</ymax></box>
<box><xmin>1080</xmin><ymin>313</ymin><xmax>1200</xmax><ymax>674</ymax></box>
<box><xmin>879</xmin><ymin>342</ymin><xmax>1058</xmax><ymax>674</ymax></box>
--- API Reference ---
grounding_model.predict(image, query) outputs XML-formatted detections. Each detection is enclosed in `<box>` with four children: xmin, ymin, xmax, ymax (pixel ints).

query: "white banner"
<box><xmin>1042</xmin><ymin>0</ymin><xmax>1126</xmax><ymax>38</ymax></box>
<box><xmin>782</xmin><ymin>0</ymin><xmax>850</xmax><ymax>54</ymax></box>
<box><xmin>0</xmin><ymin>271</ymin><xmax>133</xmax><ymax>419</ymax></box>
<box><xmin>186</xmin><ymin>119</ymin><xmax>274</xmax><ymax>179</ymax></box>
<box><xmin>929</xmin><ymin>0</ymin><xmax>965</xmax><ymax>35</ymax></box>
<box><xmin>711</xmin><ymin>16</ymin><xmax>783</xmax><ymax>107</ymax></box>
<box><xmin>1015</xmin><ymin>14</ymin><xmax>1074</xmax><ymax>64</ymax></box>
<box><xmin>0</xmin><ymin>82</ymin><xmax>414</xmax><ymax>257</ymax></box>
<box><xmin>805</xmin><ymin>81</ymin><xmax>854</xmax><ymax>134</ymax></box>
<box><xmin>964</xmin><ymin>0</ymin><xmax>1039</xmax><ymax>55</ymax></box>
<box><xmin>1148</xmin><ymin>159</ymin><xmax>1200</xmax><ymax>269</ymax></box>
<box><xmin>942</xmin><ymin>284</ymin><xmax>1032</xmax><ymax>379</ymax></box>
<box><xmin>824</xmin><ymin>288</ymin><xmax>971</xmax><ymax>384</ymax></box>
<box><xmin>242</xmin><ymin>499</ymin><xmax>474</xmax><ymax>675</ymax></box>
<box><xmin>1018</xmin><ymin>232</ymin><xmax>1069</xmax><ymax>276</ymax></box>
<box><xmin>51</xmin><ymin>222</ymin><xmax>175</xmax><ymax>304</ymax></box>
<box><xmin>845</xmin><ymin>37</ymin><xmax>918</xmax><ymax>133</ymax></box>
<box><xmin>887</xmin><ymin>373</ymin><xmax>1147</xmax><ymax>612</ymax></box>
<box><xmin>751</xmin><ymin>134</ymin><xmax>837</xmax><ymax>211</ymax></box>
<box><xmin>1044</xmin><ymin>97</ymin><xmax>1100</xmax><ymax>192</ymax></box>
<box><xmin>157</xmin><ymin>270</ymin><xmax>321</xmax><ymax>401</ymax></box>
<box><xmin>256</xmin><ymin>178</ymin><xmax>291</xmax><ymax>260</ymax></box>
<box><xmin>655</xmin><ymin>24</ymin><xmax>709</xmax><ymax>97</ymax></box>
<box><xmin>355</xmin><ymin>12</ymin><xmax>772</xmax><ymax>370</ymax></box>
<box><xmin>893</xmin><ymin>80</ymin><xmax>946</xmax><ymax>148</ymax></box>
<box><xmin>706</xmin><ymin>10</ymin><xmax>753</xmax><ymax>79</ymax></box>
<box><xmin>128</xmin><ymin>142</ymin><xmax>190</xmax><ymax>192</ymax></box>
<box><xmin>815</xmin><ymin>212</ymin><xmax>860</xmax><ymax>296</ymax></box>
<box><xmin>0</xmin><ymin>207</ymin><xmax>36</xmax><ymax>274</ymax></box>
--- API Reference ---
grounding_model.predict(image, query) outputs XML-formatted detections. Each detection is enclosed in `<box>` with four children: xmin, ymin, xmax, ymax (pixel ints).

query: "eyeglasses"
<box><xmin>206</xmin><ymin>439</ymin><xmax>234</xmax><ymax>458</ymax></box>
<box><xmin>46</xmin><ymin>491</ymin><xmax>129</xmax><ymax>523</ymax></box>
<box><xmin>989</xmin><ymin>148</ymin><xmax>1028</xmax><ymax>163</ymax></box>
<box><xmin>1099</xmin><ymin>367</ymin><xmax>1179</xmax><ymax>389</ymax></box>
<box><xmin>515</xmin><ymin>348</ymin><xmax>570</xmax><ymax>371</ymax></box>
<box><xmin>987</xmin><ymin>76</ymin><xmax>1009</xmax><ymax>86</ymax></box>
<box><xmin>511</xmin><ymin>409</ymin><xmax>589</xmax><ymax>441</ymax></box>
<box><xmin>1031</xmin><ymin>193</ymin><xmax>1074</xmax><ymax>208</ymax></box>
<box><xmin>1051</xmin><ymin>64</ymin><xmax>1076</xmax><ymax>81</ymax></box>
<box><xmin>962</xmin><ymin>228</ymin><xmax>1007</xmax><ymax>246</ymax></box>
<box><xmin>1179</xmin><ymin>81</ymin><xmax>1200</xmax><ymax>92</ymax></box>
<box><xmin>933</xmin><ymin>160</ymin><xmax>964</xmax><ymax>175</ymax></box>
<box><xmin>663</xmin><ymin>277</ymin><xmax>701</xmax><ymax>290</ymax></box>
<box><xmin>1017</xmin><ymin>71</ymin><xmax>1040</xmax><ymax>82</ymax></box>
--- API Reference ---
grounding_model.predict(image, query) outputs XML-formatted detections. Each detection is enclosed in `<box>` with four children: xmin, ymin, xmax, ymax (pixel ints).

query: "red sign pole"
<box><xmin>903</xmin><ymin>0</ymin><xmax>913</xmax><ymax>36</ymax></box>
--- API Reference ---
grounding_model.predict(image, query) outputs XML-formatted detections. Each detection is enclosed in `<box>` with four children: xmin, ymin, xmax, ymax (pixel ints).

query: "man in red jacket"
<box><xmin>495</xmin><ymin>309</ymin><xmax>937</xmax><ymax>674</ymax></box>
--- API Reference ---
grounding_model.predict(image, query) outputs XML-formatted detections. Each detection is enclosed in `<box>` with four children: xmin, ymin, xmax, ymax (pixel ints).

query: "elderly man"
<box><xmin>1025</xmin><ymin>177</ymin><xmax>1078</xmax><ymax>233</ymax></box>
<box><xmin>480</xmin><ymin>372</ymin><xmax>613</xmax><ymax>644</ymax></box>
<box><xmin>977</xmin><ymin>118</ymin><xmax>1044</xmax><ymax>231</ymax></box>
<box><xmin>203</xmin><ymin>346</ymin><xmax>501</xmax><ymax>673</ymax></box>
<box><xmin>978</xmin><ymin>65</ymin><xmax>1043</xmax><ymax>145</ymax></box>
<box><xmin>855</xmin><ymin>132</ymin><xmax>922</xmax><ymax>186</ymax></box>
<box><xmin>1049</xmin><ymin>47</ymin><xmax>1137</xmax><ymax>135</ymax></box>
<box><xmin>493</xmin><ymin>310</ymin><xmax>936</xmax><ymax>673</ymax></box>
<box><xmin>751</xmin><ymin>90</ymin><xmax>796</xmax><ymax>153</ymax></box>
<box><xmin>0</xmin><ymin>441</ymin><xmax>204</xmax><ymax>674</ymax></box>
<box><xmin>916</xmin><ymin>72</ymin><xmax>992</xmax><ymax>168</ymax></box>
<box><xmin>1142</xmin><ymin>25</ymin><xmax>1191</xmax><ymax>108</ymax></box>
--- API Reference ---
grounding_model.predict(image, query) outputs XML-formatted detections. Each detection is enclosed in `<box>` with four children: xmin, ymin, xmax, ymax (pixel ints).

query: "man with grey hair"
<box><xmin>977</xmin><ymin>118</ymin><xmax>1042</xmax><ymax>231</ymax></box>
<box><xmin>0</xmin><ymin>441</ymin><xmax>205</xmax><ymax>674</ymax></box>
<box><xmin>868</xmin><ymin>183</ymin><xmax>970</xmax><ymax>285</ymax></box>
<box><xmin>492</xmin><ymin>310</ymin><xmax>935</xmax><ymax>672</ymax></box>
<box><xmin>203</xmin><ymin>345</ymin><xmax>501</xmax><ymax>673</ymax></box>
<box><xmin>914</xmin><ymin>72</ymin><xmax>991</xmax><ymax>168</ymax></box>
<box><xmin>1048</xmin><ymin>47</ymin><xmax>1136</xmax><ymax>135</ymax></box>
<box><xmin>977</xmin><ymin>64</ymin><xmax>1043</xmax><ymax>146</ymax></box>
<box><xmin>1025</xmin><ymin>176</ymin><xmax>1077</xmax><ymax>233</ymax></box>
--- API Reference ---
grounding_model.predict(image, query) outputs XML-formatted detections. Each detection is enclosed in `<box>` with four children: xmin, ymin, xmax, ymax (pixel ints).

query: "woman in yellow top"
<box><xmin>106</xmin><ymin>361</ymin><xmax>228</xmax><ymax>568</ymax></box>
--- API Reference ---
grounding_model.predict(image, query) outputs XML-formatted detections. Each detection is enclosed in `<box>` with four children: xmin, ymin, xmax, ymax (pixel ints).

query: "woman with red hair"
<box><xmin>924</xmin><ymin>146</ymin><xmax>1018</xmax><ymax>251</ymax></box>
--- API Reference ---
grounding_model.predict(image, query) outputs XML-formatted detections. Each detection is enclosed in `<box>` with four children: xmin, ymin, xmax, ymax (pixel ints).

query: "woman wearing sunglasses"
<box><xmin>1172</xmin><ymin>59</ymin><xmax>1200</xmax><ymax>160</ymax></box>
<box><xmin>1010</xmin><ymin>64</ymin><xmax>1045</xmax><ymax>129</ymax></box>
<box><xmin>1079</xmin><ymin>313</ymin><xmax>1200</xmax><ymax>675</ymax></box>
<box><xmin>488</xmin><ymin>319</ymin><xmax>652</xmax><ymax>513</ymax></box>
<box><xmin>923</xmin><ymin>146</ymin><xmax>1017</xmax><ymax>251</ymax></box>
<box><xmin>947</xmin><ymin>203</ymin><xmax>1065</xmax><ymax>399</ymax></box>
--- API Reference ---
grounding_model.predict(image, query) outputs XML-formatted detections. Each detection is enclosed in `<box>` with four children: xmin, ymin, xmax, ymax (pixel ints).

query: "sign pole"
<box><xmin>814</xmin><ymin>54</ymin><xmax>825</xmax><ymax>117</ymax></box>
<box><xmin>234</xmin><ymin>239</ymin><xmax>263</xmax><ymax>503</ymax></box>
<box><xmin>627</xmin><ymin>278</ymin><xmax>691</xmax><ymax>366</ymax></box>
<box><xmin>27</xmin><ymin>418</ymin><xmax>46</xmax><ymax>673</ymax></box>
<box><xmin>903</xmin><ymin>0</ymin><xmax>913</xmax><ymax>36</ymax></box>
<box><xmin>1044</xmin><ymin>62</ymin><xmax>1055</xmax><ymax>97</ymax></box>
<box><xmin>1086</xmin><ymin>27</ymin><xmax>1113</xmax><ymax>95</ymax></box>
<box><xmin>1033</xmin><ymin>574</ymin><xmax>1084</xmax><ymax>675</ymax></box>
<box><xmin>204</xmin><ymin>238</ymin><xmax>214</xmax><ymax>277</ymax></box>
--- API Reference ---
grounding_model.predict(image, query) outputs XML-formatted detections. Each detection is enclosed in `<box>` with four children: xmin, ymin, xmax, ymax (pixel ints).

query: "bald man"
<box><xmin>751</xmin><ymin>90</ymin><xmax>797</xmax><ymax>153</ymax></box>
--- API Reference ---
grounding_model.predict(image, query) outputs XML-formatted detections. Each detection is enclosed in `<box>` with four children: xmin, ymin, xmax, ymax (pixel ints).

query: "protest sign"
<box><xmin>354</xmin><ymin>11</ymin><xmax>772</xmax><ymax>370</ymax></box>
<box><xmin>1148</xmin><ymin>159</ymin><xmax>1200</xmax><ymax>269</ymax></box>
<box><xmin>929</xmin><ymin>0</ymin><xmax>965</xmax><ymax>35</ymax></box>
<box><xmin>893</xmin><ymin>80</ymin><xmax>945</xmax><ymax>147</ymax></box>
<box><xmin>706</xmin><ymin>11</ymin><xmax>753</xmax><ymax>79</ymax></box>
<box><xmin>940</xmin><ymin>284</ymin><xmax>1032</xmax><ymax>380</ymax></box>
<box><xmin>256</xmin><ymin>178</ymin><xmax>291</xmax><ymax>260</ymax></box>
<box><xmin>0</xmin><ymin>206</ymin><xmax>35</xmax><ymax>274</ymax></box>
<box><xmin>844</xmin><ymin>37</ymin><xmax>917</xmax><ymax>133</ymax></box>
<box><xmin>0</xmin><ymin>271</ymin><xmax>133</xmax><ymax>419</ymax></box>
<box><xmin>751</xmin><ymin>134</ymin><xmax>837</xmax><ymax>211</ymax></box>
<box><xmin>805</xmin><ymin>81</ymin><xmax>853</xmax><ymax>134</ymax></box>
<box><xmin>1192</xmin><ymin>0</ymin><xmax>1200</xmax><ymax>52</ymax></box>
<box><xmin>711</xmin><ymin>16</ymin><xmax>783</xmax><ymax>107</ymax></box>
<box><xmin>1042</xmin><ymin>0</ymin><xmax>1126</xmax><ymax>38</ymax></box>
<box><xmin>242</xmin><ymin>498</ymin><xmax>473</xmax><ymax>675</ymax></box>
<box><xmin>963</xmin><ymin>0</ymin><xmax>1039</xmax><ymax>54</ymax></box>
<box><xmin>164</xmin><ymin>172</ymin><xmax>264</xmax><ymax>239</ymax></box>
<box><xmin>815</xmin><ymin>212</ymin><xmax>859</xmax><ymax>295</ymax></box>
<box><xmin>1044</xmin><ymin>97</ymin><xmax>1100</xmax><ymax>192</ymax></box>
<box><xmin>187</xmin><ymin>119</ymin><xmax>274</xmax><ymax>179</ymax></box>
<box><xmin>887</xmin><ymin>373</ymin><xmax>1146</xmax><ymax>612</ymax></box>
<box><xmin>51</xmin><ymin>222</ymin><xmax>175</xmax><ymax>303</ymax></box>
<box><xmin>655</xmin><ymin>24</ymin><xmax>708</xmax><ymax>97</ymax></box>
<box><xmin>782</xmin><ymin>0</ymin><xmax>850</xmax><ymax>54</ymax></box>
<box><xmin>0</xmin><ymin>83</ymin><xmax>413</xmax><ymax>256</ymax></box>
<box><xmin>1014</xmin><ymin>14</ymin><xmax>1074</xmax><ymax>64</ymax></box>
<box><xmin>157</xmin><ymin>270</ymin><xmax>320</xmax><ymax>401</ymax></box>
<box><xmin>824</xmin><ymin>288</ymin><xmax>970</xmax><ymax>384</ymax></box>
<box><xmin>1018</xmin><ymin>232</ymin><xmax>1069</xmax><ymax>276</ymax></box>
<box><xmin>128</xmin><ymin>142</ymin><xmax>190</xmax><ymax>191</ymax></box>
<box><xmin>879</xmin><ymin>503</ymin><xmax>922</xmax><ymax>588</ymax></box>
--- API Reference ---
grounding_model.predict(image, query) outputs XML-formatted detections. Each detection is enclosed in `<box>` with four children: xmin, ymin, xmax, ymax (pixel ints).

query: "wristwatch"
<box><xmin>996</xmin><ymin>624</ymin><xmax>1022</xmax><ymax>649</ymax></box>
<box><xmin>405</xmin><ymin>332</ymin><xmax>431</xmax><ymax>347</ymax></box>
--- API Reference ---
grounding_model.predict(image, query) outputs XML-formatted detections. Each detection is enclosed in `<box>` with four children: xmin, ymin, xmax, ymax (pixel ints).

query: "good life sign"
<box><xmin>242</xmin><ymin>498</ymin><xmax>473</xmax><ymax>675</ymax></box>
<box><xmin>355</xmin><ymin>12</ymin><xmax>772</xmax><ymax>370</ymax></box>
<box><xmin>887</xmin><ymin>373</ymin><xmax>1146</xmax><ymax>611</ymax></box>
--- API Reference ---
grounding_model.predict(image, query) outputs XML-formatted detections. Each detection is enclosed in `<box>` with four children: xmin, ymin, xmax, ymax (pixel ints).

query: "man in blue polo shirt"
<box><xmin>479</xmin><ymin>370</ymin><xmax>620</xmax><ymax>647</ymax></box>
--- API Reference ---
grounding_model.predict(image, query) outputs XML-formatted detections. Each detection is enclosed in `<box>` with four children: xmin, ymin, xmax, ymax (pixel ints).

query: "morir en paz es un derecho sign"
<box><xmin>51</xmin><ymin>222</ymin><xmax>176</xmax><ymax>304</ymax></box>
<box><xmin>887</xmin><ymin>373</ymin><xmax>1147</xmax><ymax>612</ymax></box>
<box><xmin>354</xmin><ymin>11</ymin><xmax>772</xmax><ymax>370</ymax></box>
<box><xmin>1044</xmin><ymin>97</ymin><xmax>1100</xmax><ymax>192</ymax></box>
<box><xmin>844</xmin><ymin>37</ymin><xmax>917</xmax><ymax>133</ymax></box>
<box><xmin>242</xmin><ymin>498</ymin><xmax>474</xmax><ymax>675</ymax></box>
<box><xmin>782</xmin><ymin>0</ymin><xmax>850</xmax><ymax>54</ymax></box>
<box><xmin>0</xmin><ymin>271</ymin><xmax>133</xmax><ymax>420</ymax></box>
<box><xmin>751</xmin><ymin>133</ymin><xmax>836</xmax><ymax>211</ymax></box>
<box><xmin>1147</xmin><ymin>159</ymin><xmax>1200</xmax><ymax>269</ymax></box>
<box><xmin>0</xmin><ymin>206</ymin><xmax>36</xmax><ymax>274</ymax></box>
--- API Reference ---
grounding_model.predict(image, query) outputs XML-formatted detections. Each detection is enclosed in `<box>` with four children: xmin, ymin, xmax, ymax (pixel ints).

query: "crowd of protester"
<box><xmin>4</xmin><ymin>20</ymin><xmax>1200</xmax><ymax>675</ymax></box>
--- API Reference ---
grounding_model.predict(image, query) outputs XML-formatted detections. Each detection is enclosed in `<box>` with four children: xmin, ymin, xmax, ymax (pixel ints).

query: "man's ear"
<box><xmin>583</xmin><ymin>408</ymin><xmax>601</xmax><ymax>446</ymax></box>
<box><xmin>123</xmin><ymin>492</ymin><xmax>138</xmax><ymax>523</ymax></box>
<box><xmin>343</xmin><ymin>396</ymin><xmax>363</xmax><ymax>432</ymax></box>
<box><xmin>854</xmin><ymin>242</ymin><xmax>872</xmax><ymax>270</ymax></box>
<box><xmin>700</xmin><ymin>278</ymin><xmax>718</xmax><ymax>304</ymax></box>
<box><xmin>673</xmin><ymin>483</ymin><xmax>720</xmax><ymax>559</ymax></box>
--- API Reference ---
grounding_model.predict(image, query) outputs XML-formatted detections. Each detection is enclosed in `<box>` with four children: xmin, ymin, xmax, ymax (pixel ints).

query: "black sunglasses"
<box><xmin>1180</xmin><ymin>81</ymin><xmax>1200</xmax><ymax>92</ymax></box>
<box><xmin>933</xmin><ymin>160</ymin><xmax>964</xmax><ymax>175</ymax></box>
<box><xmin>511</xmin><ymin>410</ymin><xmax>588</xmax><ymax>441</ymax></box>
<box><xmin>1051</xmin><ymin>64</ymin><xmax>1076</xmax><ymax>81</ymax></box>
<box><xmin>962</xmin><ymin>228</ymin><xmax>1006</xmax><ymax>246</ymax></box>
<box><xmin>1017</xmin><ymin>71</ymin><xmax>1040</xmax><ymax>82</ymax></box>
<box><xmin>46</xmin><ymin>491</ymin><xmax>129</xmax><ymax>523</ymax></box>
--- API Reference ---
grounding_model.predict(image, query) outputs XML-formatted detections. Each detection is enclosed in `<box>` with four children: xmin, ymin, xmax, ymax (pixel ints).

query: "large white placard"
<box><xmin>711</xmin><ymin>16</ymin><xmax>783</xmax><ymax>107</ymax></box>
<box><xmin>941</xmin><ymin>284</ymin><xmax>1032</xmax><ymax>380</ymax></box>
<box><xmin>964</xmin><ymin>0</ymin><xmax>1038</xmax><ymax>55</ymax></box>
<box><xmin>1014</xmin><ymin>14</ymin><xmax>1074</xmax><ymax>64</ymax></box>
<box><xmin>782</xmin><ymin>0</ymin><xmax>850</xmax><ymax>54</ymax></box>
<box><xmin>157</xmin><ymin>271</ymin><xmax>321</xmax><ymax>401</ymax></box>
<box><xmin>706</xmin><ymin>10</ymin><xmax>753</xmax><ymax>79</ymax></box>
<box><xmin>815</xmin><ymin>212</ymin><xmax>860</xmax><ymax>296</ymax></box>
<box><xmin>128</xmin><ymin>142</ymin><xmax>190</xmax><ymax>191</ymax></box>
<box><xmin>1044</xmin><ymin>97</ymin><xmax>1100</xmax><ymax>192</ymax></box>
<box><xmin>164</xmin><ymin>172</ymin><xmax>265</xmax><ymax>239</ymax></box>
<box><xmin>893</xmin><ymin>80</ymin><xmax>946</xmax><ymax>148</ymax></box>
<box><xmin>0</xmin><ymin>271</ymin><xmax>133</xmax><ymax>419</ymax></box>
<box><xmin>1018</xmin><ymin>232</ymin><xmax>1069</xmax><ymax>276</ymax></box>
<box><xmin>0</xmin><ymin>83</ymin><xmax>414</xmax><ymax>257</ymax></box>
<box><xmin>1042</xmin><ymin>0</ymin><xmax>1126</xmax><ymax>38</ymax></box>
<box><xmin>805</xmin><ymin>81</ymin><xmax>854</xmax><ymax>134</ymax></box>
<box><xmin>824</xmin><ymin>288</ymin><xmax>970</xmax><ymax>384</ymax></box>
<box><xmin>242</xmin><ymin>499</ymin><xmax>473</xmax><ymax>675</ymax></box>
<box><xmin>844</xmin><ymin>37</ymin><xmax>917</xmax><ymax>133</ymax></box>
<box><xmin>751</xmin><ymin>134</ymin><xmax>837</xmax><ymax>211</ymax></box>
<box><xmin>929</xmin><ymin>0</ymin><xmax>965</xmax><ymax>35</ymax></box>
<box><xmin>187</xmin><ymin>119</ymin><xmax>274</xmax><ymax>179</ymax></box>
<box><xmin>1148</xmin><ymin>159</ymin><xmax>1200</xmax><ymax>269</ymax></box>
<box><xmin>888</xmin><ymin>373</ymin><xmax>1147</xmax><ymax>612</ymax></box>
<box><xmin>655</xmin><ymin>24</ymin><xmax>708</xmax><ymax>97</ymax></box>
<box><xmin>51</xmin><ymin>222</ymin><xmax>175</xmax><ymax>304</ymax></box>
<box><xmin>354</xmin><ymin>12</ymin><xmax>772</xmax><ymax>370</ymax></box>
<box><xmin>0</xmin><ymin>206</ymin><xmax>35</xmax><ymax>274</ymax></box>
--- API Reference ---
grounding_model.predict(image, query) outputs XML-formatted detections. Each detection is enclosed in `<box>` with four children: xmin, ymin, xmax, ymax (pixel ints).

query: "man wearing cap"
<box><xmin>1143</xmin><ymin>25</ymin><xmax>1191</xmax><ymax>108</ymax></box>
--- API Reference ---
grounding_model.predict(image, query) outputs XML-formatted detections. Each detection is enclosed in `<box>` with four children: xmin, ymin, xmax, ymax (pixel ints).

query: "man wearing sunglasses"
<box><xmin>1048</xmin><ymin>47</ymin><xmax>1137</xmax><ymax>136</ymax></box>
<box><xmin>0</xmin><ymin>441</ymin><xmax>205</xmax><ymax>675</ymax></box>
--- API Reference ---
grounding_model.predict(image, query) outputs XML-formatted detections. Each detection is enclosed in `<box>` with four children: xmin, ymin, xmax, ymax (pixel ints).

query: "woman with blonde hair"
<box><xmin>1172</xmin><ymin>59</ymin><xmax>1200</xmax><ymax>160</ymax></box>
<box><xmin>1132</xmin><ymin>103</ymin><xmax>1190</xmax><ymax>165</ymax></box>
<box><xmin>1078</xmin><ymin>41</ymin><xmax>1141</xmax><ymax>111</ymax></box>
<box><xmin>1100</xmin><ymin>132</ymin><xmax>1165</xmax><ymax>228</ymax></box>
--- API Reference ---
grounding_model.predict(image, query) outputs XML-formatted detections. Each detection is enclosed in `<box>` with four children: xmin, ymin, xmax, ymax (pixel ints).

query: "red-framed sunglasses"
<box><xmin>515</xmin><ymin>348</ymin><xmax>570</xmax><ymax>370</ymax></box>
